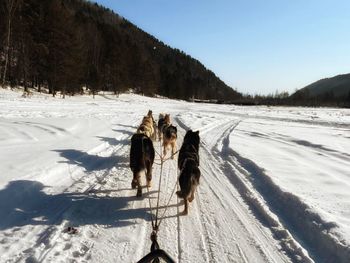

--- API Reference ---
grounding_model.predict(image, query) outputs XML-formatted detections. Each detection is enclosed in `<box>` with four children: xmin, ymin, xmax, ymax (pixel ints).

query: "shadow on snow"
<box><xmin>97</xmin><ymin>136</ymin><xmax>130</xmax><ymax>146</ymax></box>
<box><xmin>0</xmin><ymin>180</ymin><xmax>152</xmax><ymax>231</ymax></box>
<box><xmin>53</xmin><ymin>148</ymin><xmax>129</xmax><ymax>172</ymax></box>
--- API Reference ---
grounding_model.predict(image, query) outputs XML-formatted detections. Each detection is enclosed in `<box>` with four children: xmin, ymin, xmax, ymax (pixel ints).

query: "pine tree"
<box><xmin>1</xmin><ymin>0</ymin><xmax>21</xmax><ymax>87</ymax></box>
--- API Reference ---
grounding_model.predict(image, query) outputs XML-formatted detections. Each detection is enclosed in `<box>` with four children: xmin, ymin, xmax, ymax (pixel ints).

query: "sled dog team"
<box><xmin>130</xmin><ymin>110</ymin><xmax>200</xmax><ymax>215</ymax></box>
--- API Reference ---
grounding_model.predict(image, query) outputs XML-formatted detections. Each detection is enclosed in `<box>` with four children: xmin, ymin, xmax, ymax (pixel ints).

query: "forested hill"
<box><xmin>294</xmin><ymin>73</ymin><xmax>350</xmax><ymax>98</ymax></box>
<box><xmin>0</xmin><ymin>0</ymin><xmax>241</xmax><ymax>100</ymax></box>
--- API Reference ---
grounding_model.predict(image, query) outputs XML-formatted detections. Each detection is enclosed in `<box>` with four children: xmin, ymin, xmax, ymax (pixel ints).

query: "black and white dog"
<box><xmin>130</xmin><ymin>133</ymin><xmax>155</xmax><ymax>197</ymax></box>
<box><xmin>176</xmin><ymin>130</ymin><xmax>200</xmax><ymax>215</ymax></box>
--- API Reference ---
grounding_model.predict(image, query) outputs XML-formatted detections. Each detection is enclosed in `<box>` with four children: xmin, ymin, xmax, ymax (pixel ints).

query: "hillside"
<box><xmin>294</xmin><ymin>73</ymin><xmax>350</xmax><ymax>98</ymax></box>
<box><xmin>0</xmin><ymin>0</ymin><xmax>241</xmax><ymax>100</ymax></box>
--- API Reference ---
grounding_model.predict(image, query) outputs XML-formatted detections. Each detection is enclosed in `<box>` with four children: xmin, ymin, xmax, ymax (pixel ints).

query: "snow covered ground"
<box><xmin>0</xmin><ymin>88</ymin><xmax>349</xmax><ymax>263</ymax></box>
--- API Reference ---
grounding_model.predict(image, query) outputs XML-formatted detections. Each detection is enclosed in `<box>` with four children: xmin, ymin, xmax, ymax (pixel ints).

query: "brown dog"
<box><xmin>157</xmin><ymin>113</ymin><xmax>171</xmax><ymax>141</ymax></box>
<box><xmin>147</xmin><ymin>110</ymin><xmax>157</xmax><ymax>140</ymax></box>
<box><xmin>162</xmin><ymin>122</ymin><xmax>177</xmax><ymax>159</ymax></box>
<box><xmin>137</xmin><ymin>114</ymin><xmax>155</xmax><ymax>139</ymax></box>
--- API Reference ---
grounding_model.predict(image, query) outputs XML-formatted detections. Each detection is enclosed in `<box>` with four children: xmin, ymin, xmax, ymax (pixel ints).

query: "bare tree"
<box><xmin>1</xmin><ymin>0</ymin><xmax>21</xmax><ymax>87</ymax></box>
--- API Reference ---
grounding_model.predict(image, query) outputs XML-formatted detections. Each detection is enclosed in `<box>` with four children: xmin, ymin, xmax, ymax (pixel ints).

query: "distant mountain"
<box><xmin>0</xmin><ymin>0</ymin><xmax>241</xmax><ymax>101</ymax></box>
<box><xmin>295</xmin><ymin>74</ymin><xmax>350</xmax><ymax>98</ymax></box>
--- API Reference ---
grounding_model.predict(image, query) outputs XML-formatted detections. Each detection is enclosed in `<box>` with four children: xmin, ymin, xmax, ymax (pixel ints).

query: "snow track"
<box><xmin>175</xmin><ymin>117</ymin><xmax>295</xmax><ymax>263</ymax></box>
<box><xmin>0</xmin><ymin>90</ymin><xmax>349</xmax><ymax>262</ymax></box>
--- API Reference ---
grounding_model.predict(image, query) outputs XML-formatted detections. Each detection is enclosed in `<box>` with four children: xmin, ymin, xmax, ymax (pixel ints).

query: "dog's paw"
<box><xmin>131</xmin><ymin>180</ymin><xmax>137</xmax><ymax>189</ymax></box>
<box><xmin>180</xmin><ymin>210</ymin><xmax>188</xmax><ymax>216</ymax></box>
<box><xmin>136</xmin><ymin>189</ymin><xmax>142</xmax><ymax>197</ymax></box>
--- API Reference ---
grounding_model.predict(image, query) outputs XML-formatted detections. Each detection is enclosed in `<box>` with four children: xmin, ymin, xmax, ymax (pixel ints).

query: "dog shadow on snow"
<box><xmin>0</xmin><ymin>180</ymin><xmax>153</xmax><ymax>231</ymax></box>
<box><xmin>112</xmin><ymin>128</ymin><xmax>135</xmax><ymax>137</ymax></box>
<box><xmin>54</xmin><ymin>133</ymin><xmax>133</xmax><ymax>173</ymax></box>
<box><xmin>97</xmin><ymin>136</ymin><xmax>130</xmax><ymax>147</ymax></box>
<box><xmin>54</xmin><ymin>148</ymin><xmax>129</xmax><ymax>172</ymax></box>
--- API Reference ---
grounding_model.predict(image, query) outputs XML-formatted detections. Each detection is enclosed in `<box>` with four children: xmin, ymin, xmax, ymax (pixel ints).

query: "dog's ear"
<box><xmin>195</xmin><ymin>130</ymin><xmax>199</xmax><ymax>134</ymax></box>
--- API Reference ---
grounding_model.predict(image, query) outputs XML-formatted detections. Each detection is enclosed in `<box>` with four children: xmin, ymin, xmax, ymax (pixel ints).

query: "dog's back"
<box><xmin>177</xmin><ymin>130</ymin><xmax>200</xmax><ymax>215</ymax></box>
<box><xmin>163</xmin><ymin>125</ymin><xmax>177</xmax><ymax>140</ymax></box>
<box><xmin>130</xmin><ymin>133</ymin><xmax>155</xmax><ymax>172</ymax></box>
<box><xmin>162</xmin><ymin>124</ymin><xmax>177</xmax><ymax>158</ymax></box>
<box><xmin>158</xmin><ymin>113</ymin><xmax>171</xmax><ymax>141</ymax></box>
<box><xmin>147</xmin><ymin>110</ymin><xmax>157</xmax><ymax>140</ymax></box>
<box><xmin>130</xmin><ymin>133</ymin><xmax>155</xmax><ymax>196</ymax></box>
<box><xmin>178</xmin><ymin>144</ymin><xmax>199</xmax><ymax>169</ymax></box>
<box><xmin>137</xmin><ymin>115</ymin><xmax>154</xmax><ymax>138</ymax></box>
<box><xmin>141</xmin><ymin>116</ymin><xmax>153</xmax><ymax>127</ymax></box>
<box><xmin>178</xmin><ymin>130</ymin><xmax>200</xmax><ymax>169</ymax></box>
<box><xmin>158</xmin><ymin>114</ymin><xmax>167</xmax><ymax>132</ymax></box>
<box><xmin>178</xmin><ymin>158</ymin><xmax>200</xmax><ymax>197</ymax></box>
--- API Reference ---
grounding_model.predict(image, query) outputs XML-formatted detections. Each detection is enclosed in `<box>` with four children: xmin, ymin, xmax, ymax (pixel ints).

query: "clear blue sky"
<box><xmin>94</xmin><ymin>0</ymin><xmax>350</xmax><ymax>95</ymax></box>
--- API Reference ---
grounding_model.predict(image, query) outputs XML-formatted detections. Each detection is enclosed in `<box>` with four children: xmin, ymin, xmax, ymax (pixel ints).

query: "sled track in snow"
<box><xmin>175</xmin><ymin>116</ymin><xmax>294</xmax><ymax>262</ymax></box>
<box><xmin>172</xmin><ymin>126</ymin><xmax>215</xmax><ymax>263</ymax></box>
<box><xmin>212</xmin><ymin>120</ymin><xmax>313</xmax><ymax>262</ymax></box>
<box><xmin>9</xmin><ymin>138</ymin><xmax>129</xmax><ymax>262</ymax></box>
<box><xmin>34</xmin><ymin>139</ymin><xmax>132</xmax><ymax>262</ymax></box>
<box><xmin>20</xmin><ymin>115</ymin><xmax>143</xmax><ymax>262</ymax></box>
<box><xmin>5</xmin><ymin>139</ymin><xmax>129</xmax><ymax>262</ymax></box>
<box><xmin>151</xmin><ymin>128</ymin><xmax>214</xmax><ymax>262</ymax></box>
<box><xmin>215</xmin><ymin>119</ymin><xmax>350</xmax><ymax>263</ymax></box>
<box><xmin>225</xmin><ymin>149</ymin><xmax>350</xmax><ymax>263</ymax></box>
<box><xmin>176</xmin><ymin>193</ymin><xmax>182</xmax><ymax>263</ymax></box>
<box><xmin>150</xmin><ymin>121</ymin><xmax>219</xmax><ymax>262</ymax></box>
<box><xmin>198</xmin><ymin>109</ymin><xmax>350</xmax><ymax>129</ymax></box>
<box><xmin>200</xmin><ymin>122</ymin><xmax>281</xmax><ymax>262</ymax></box>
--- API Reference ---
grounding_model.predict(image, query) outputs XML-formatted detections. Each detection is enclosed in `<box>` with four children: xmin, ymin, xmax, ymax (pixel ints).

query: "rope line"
<box><xmin>139</xmin><ymin>126</ymin><xmax>180</xmax><ymax>261</ymax></box>
<box><xmin>146</xmin><ymin>185</ymin><xmax>156</xmax><ymax>230</ymax></box>
<box><xmin>157</xmin><ymin>171</ymin><xmax>178</xmax><ymax>229</ymax></box>
<box><xmin>145</xmin><ymin>135</ymin><xmax>180</xmax><ymax>231</ymax></box>
<box><xmin>154</xmin><ymin>151</ymin><xmax>164</xmax><ymax>230</ymax></box>
<box><xmin>153</xmin><ymin>150</ymin><xmax>179</xmax><ymax>166</ymax></box>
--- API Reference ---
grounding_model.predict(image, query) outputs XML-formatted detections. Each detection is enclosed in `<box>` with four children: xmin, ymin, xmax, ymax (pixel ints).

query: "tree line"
<box><xmin>0</xmin><ymin>0</ymin><xmax>241</xmax><ymax>101</ymax></box>
<box><xmin>238</xmin><ymin>89</ymin><xmax>350</xmax><ymax>108</ymax></box>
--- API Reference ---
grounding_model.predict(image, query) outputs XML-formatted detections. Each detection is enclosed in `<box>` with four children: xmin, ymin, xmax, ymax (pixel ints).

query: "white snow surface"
<box><xmin>0</xmin><ymin>88</ymin><xmax>349</xmax><ymax>263</ymax></box>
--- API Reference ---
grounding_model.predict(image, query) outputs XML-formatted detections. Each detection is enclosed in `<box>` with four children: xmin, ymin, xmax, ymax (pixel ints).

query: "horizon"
<box><xmin>93</xmin><ymin>0</ymin><xmax>350</xmax><ymax>95</ymax></box>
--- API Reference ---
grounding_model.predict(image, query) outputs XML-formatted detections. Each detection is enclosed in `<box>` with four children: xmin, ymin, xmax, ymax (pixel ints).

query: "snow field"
<box><xmin>0</xmin><ymin>89</ymin><xmax>349</xmax><ymax>262</ymax></box>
